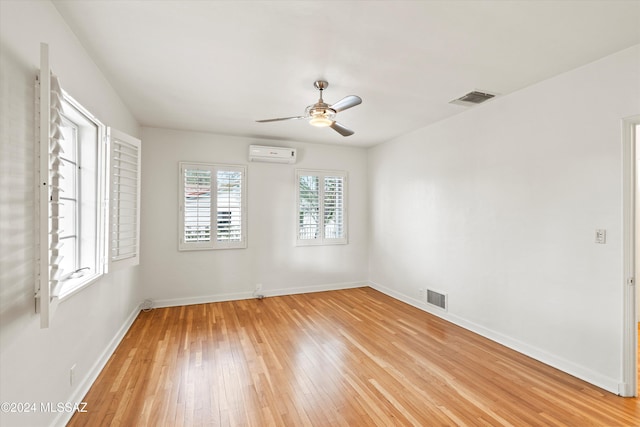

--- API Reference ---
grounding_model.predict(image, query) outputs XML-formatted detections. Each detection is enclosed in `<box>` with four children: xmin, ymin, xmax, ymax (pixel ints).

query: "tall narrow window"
<box><xmin>296</xmin><ymin>169</ymin><xmax>347</xmax><ymax>245</ymax></box>
<box><xmin>56</xmin><ymin>93</ymin><xmax>104</xmax><ymax>294</ymax></box>
<box><xmin>179</xmin><ymin>163</ymin><xmax>247</xmax><ymax>250</ymax></box>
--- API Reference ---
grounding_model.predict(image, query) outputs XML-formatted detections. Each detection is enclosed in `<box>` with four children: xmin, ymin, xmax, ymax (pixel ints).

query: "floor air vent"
<box><xmin>450</xmin><ymin>90</ymin><xmax>496</xmax><ymax>106</ymax></box>
<box><xmin>427</xmin><ymin>289</ymin><xmax>447</xmax><ymax>310</ymax></box>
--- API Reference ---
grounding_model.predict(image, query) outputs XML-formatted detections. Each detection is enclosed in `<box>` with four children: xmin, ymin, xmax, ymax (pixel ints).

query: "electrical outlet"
<box><xmin>418</xmin><ymin>288</ymin><xmax>426</xmax><ymax>301</ymax></box>
<box><xmin>70</xmin><ymin>364</ymin><xmax>76</xmax><ymax>386</ymax></box>
<box><xmin>595</xmin><ymin>229</ymin><xmax>606</xmax><ymax>244</ymax></box>
<box><xmin>256</xmin><ymin>283</ymin><xmax>262</xmax><ymax>292</ymax></box>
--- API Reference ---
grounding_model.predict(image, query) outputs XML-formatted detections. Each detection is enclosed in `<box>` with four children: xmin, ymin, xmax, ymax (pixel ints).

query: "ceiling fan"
<box><xmin>256</xmin><ymin>80</ymin><xmax>362</xmax><ymax>137</ymax></box>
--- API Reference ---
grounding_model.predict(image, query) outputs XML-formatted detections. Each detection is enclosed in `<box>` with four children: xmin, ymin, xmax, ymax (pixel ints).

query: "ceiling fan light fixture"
<box><xmin>308</xmin><ymin>107</ymin><xmax>335</xmax><ymax>127</ymax></box>
<box><xmin>309</xmin><ymin>115</ymin><xmax>333</xmax><ymax>127</ymax></box>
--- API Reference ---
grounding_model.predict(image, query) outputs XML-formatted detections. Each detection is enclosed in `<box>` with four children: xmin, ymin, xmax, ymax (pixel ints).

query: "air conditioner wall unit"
<box><xmin>249</xmin><ymin>145</ymin><xmax>296</xmax><ymax>164</ymax></box>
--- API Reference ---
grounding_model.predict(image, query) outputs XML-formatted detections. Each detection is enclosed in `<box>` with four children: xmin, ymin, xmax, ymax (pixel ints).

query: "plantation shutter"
<box><xmin>35</xmin><ymin>43</ymin><xmax>63</xmax><ymax>328</ymax></box>
<box><xmin>179</xmin><ymin>163</ymin><xmax>246</xmax><ymax>250</ymax></box>
<box><xmin>324</xmin><ymin>176</ymin><xmax>345</xmax><ymax>239</ymax></box>
<box><xmin>298</xmin><ymin>175</ymin><xmax>320</xmax><ymax>240</ymax></box>
<box><xmin>216</xmin><ymin>170</ymin><xmax>243</xmax><ymax>243</ymax></box>
<box><xmin>296</xmin><ymin>170</ymin><xmax>347</xmax><ymax>245</ymax></box>
<box><xmin>108</xmin><ymin>128</ymin><xmax>141</xmax><ymax>271</ymax></box>
<box><xmin>184</xmin><ymin>166</ymin><xmax>213</xmax><ymax>244</ymax></box>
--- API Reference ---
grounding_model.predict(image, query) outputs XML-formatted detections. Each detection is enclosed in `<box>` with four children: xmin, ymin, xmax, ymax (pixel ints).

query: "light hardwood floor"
<box><xmin>68</xmin><ymin>287</ymin><xmax>640</xmax><ymax>426</ymax></box>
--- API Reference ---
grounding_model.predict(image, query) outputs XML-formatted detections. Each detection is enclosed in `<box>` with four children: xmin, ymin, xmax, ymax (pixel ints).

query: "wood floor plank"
<box><xmin>68</xmin><ymin>287</ymin><xmax>640</xmax><ymax>426</ymax></box>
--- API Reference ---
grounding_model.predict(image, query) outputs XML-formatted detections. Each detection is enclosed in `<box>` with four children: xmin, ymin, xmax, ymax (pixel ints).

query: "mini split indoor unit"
<box><xmin>248</xmin><ymin>145</ymin><xmax>297</xmax><ymax>164</ymax></box>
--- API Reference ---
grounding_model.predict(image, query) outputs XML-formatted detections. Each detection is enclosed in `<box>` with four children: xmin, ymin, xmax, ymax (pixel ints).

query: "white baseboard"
<box><xmin>368</xmin><ymin>280</ymin><xmax>620</xmax><ymax>395</ymax></box>
<box><xmin>152</xmin><ymin>281</ymin><xmax>367</xmax><ymax>309</ymax></box>
<box><xmin>267</xmin><ymin>281</ymin><xmax>366</xmax><ymax>298</ymax></box>
<box><xmin>152</xmin><ymin>291</ymin><xmax>255</xmax><ymax>308</ymax></box>
<box><xmin>51</xmin><ymin>304</ymin><xmax>141</xmax><ymax>427</ymax></box>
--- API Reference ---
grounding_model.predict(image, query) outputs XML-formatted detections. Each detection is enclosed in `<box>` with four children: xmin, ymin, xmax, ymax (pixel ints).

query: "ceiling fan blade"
<box><xmin>330</xmin><ymin>95</ymin><xmax>362</xmax><ymax>112</ymax></box>
<box><xmin>330</xmin><ymin>121</ymin><xmax>354</xmax><ymax>137</ymax></box>
<box><xmin>256</xmin><ymin>116</ymin><xmax>306</xmax><ymax>123</ymax></box>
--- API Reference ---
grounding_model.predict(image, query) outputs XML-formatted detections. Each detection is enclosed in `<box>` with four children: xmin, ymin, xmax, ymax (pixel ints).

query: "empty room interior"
<box><xmin>2</xmin><ymin>0</ymin><xmax>640</xmax><ymax>426</ymax></box>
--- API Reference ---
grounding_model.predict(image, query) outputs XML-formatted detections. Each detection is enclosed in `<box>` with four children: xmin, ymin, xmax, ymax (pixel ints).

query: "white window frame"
<box><xmin>178</xmin><ymin>162</ymin><xmax>247</xmax><ymax>251</ymax></box>
<box><xmin>56</xmin><ymin>91</ymin><xmax>107</xmax><ymax>299</ymax></box>
<box><xmin>296</xmin><ymin>169</ymin><xmax>348</xmax><ymax>246</ymax></box>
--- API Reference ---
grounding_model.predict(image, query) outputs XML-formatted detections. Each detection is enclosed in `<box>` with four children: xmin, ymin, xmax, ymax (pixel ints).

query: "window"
<box><xmin>296</xmin><ymin>169</ymin><xmax>347</xmax><ymax>245</ymax></box>
<box><xmin>41</xmin><ymin>93</ymin><xmax>140</xmax><ymax>301</ymax></box>
<box><xmin>56</xmin><ymin>92</ymin><xmax>105</xmax><ymax>296</ymax></box>
<box><xmin>179</xmin><ymin>162</ymin><xmax>247</xmax><ymax>250</ymax></box>
<box><xmin>36</xmin><ymin>44</ymin><xmax>141</xmax><ymax>328</ymax></box>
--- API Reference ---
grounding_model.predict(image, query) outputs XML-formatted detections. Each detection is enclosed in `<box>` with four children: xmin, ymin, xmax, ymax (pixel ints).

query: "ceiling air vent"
<box><xmin>450</xmin><ymin>90</ymin><xmax>496</xmax><ymax>107</ymax></box>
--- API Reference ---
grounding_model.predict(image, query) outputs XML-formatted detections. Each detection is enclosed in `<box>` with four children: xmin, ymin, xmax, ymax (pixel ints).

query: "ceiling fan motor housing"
<box><xmin>306</xmin><ymin>103</ymin><xmax>336</xmax><ymax>118</ymax></box>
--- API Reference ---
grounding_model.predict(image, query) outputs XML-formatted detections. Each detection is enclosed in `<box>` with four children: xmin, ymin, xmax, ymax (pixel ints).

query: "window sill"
<box><xmin>57</xmin><ymin>272</ymin><xmax>102</xmax><ymax>302</ymax></box>
<box><xmin>296</xmin><ymin>240</ymin><xmax>348</xmax><ymax>247</ymax></box>
<box><xmin>178</xmin><ymin>243</ymin><xmax>248</xmax><ymax>251</ymax></box>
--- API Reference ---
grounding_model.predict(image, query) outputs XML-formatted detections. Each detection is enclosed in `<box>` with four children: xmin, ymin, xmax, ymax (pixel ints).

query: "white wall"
<box><xmin>140</xmin><ymin>128</ymin><xmax>369</xmax><ymax>304</ymax></box>
<box><xmin>368</xmin><ymin>45</ymin><xmax>640</xmax><ymax>393</ymax></box>
<box><xmin>2</xmin><ymin>3</ymin><xmax>637</xmax><ymax>424</ymax></box>
<box><xmin>0</xmin><ymin>2</ymin><xmax>141</xmax><ymax>426</ymax></box>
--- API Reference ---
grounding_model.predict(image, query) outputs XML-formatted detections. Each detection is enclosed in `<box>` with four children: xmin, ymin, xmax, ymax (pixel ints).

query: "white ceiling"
<box><xmin>52</xmin><ymin>0</ymin><xmax>640</xmax><ymax>148</ymax></box>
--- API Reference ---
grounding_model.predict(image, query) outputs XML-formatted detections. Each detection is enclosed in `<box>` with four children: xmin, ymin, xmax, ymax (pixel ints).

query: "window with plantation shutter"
<box><xmin>296</xmin><ymin>169</ymin><xmax>347</xmax><ymax>245</ymax></box>
<box><xmin>179</xmin><ymin>162</ymin><xmax>246</xmax><ymax>250</ymax></box>
<box><xmin>35</xmin><ymin>43</ymin><xmax>143</xmax><ymax>328</ymax></box>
